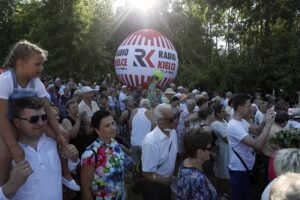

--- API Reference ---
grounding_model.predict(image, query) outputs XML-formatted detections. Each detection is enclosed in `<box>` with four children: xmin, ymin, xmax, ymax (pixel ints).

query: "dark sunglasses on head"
<box><xmin>14</xmin><ymin>114</ymin><xmax>48</xmax><ymax>124</ymax></box>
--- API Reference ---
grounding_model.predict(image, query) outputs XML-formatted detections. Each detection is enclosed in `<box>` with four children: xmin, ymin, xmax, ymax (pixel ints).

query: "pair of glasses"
<box><xmin>14</xmin><ymin>114</ymin><xmax>48</xmax><ymax>124</ymax></box>
<box><xmin>164</xmin><ymin>118</ymin><xmax>175</xmax><ymax>123</ymax></box>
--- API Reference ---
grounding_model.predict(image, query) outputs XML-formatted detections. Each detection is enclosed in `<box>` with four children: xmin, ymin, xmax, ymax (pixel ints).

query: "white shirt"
<box><xmin>131</xmin><ymin>108</ymin><xmax>152</xmax><ymax>147</ymax></box>
<box><xmin>255</xmin><ymin>110</ymin><xmax>265</xmax><ymax>125</ymax></box>
<box><xmin>78</xmin><ymin>100</ymin><xmax>100</xmax><ymax>120</ymax></box>
<box><xmin>0</xmin><ymin>71</ymin><xmax>47</xmax><ymax>100</ymax></box>
<box><xmin>284</xmin><ymin>120</ymin><xmax>300</xmax><ymax>129</ymax></box>
<box><xmin>119</xmin><ymin>91</ymin><xmax>127</xmax><ymax>111</ymax></box>
<box><xmin>261</xmin><ymin>179</ymin><xmax>276</xmax><ymax>200</ymax></box>
<box><xmin>142</xmin><ymin>127</ymin><xmax>178</xmax><ymax>177</ymax></box>
<box><xmin>108</xmin><ymin>96</ymin><xmax>116</xmax><ymax>108</ymax></box>
<box><xmin>10</xmin><ymin>134</ymin><xmax>62</xmax><ymax>200</ymax></box>
<box><xmin>227</xmin><ymin>119</ymin><xmax>255</xmax><ymax>171</ymax></box>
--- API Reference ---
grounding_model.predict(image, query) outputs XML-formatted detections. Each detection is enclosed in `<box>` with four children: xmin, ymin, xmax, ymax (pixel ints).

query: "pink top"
<box><xmin>268</xmin><ymin>155</ymin><xmax>276</xmax><ymax>181</ymax></box>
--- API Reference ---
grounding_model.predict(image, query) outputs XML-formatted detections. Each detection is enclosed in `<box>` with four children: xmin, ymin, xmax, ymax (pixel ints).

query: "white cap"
<box><xmin>164</xmin><ymin>88</ymin><xmax>175</xmax><ymax>95</ymax></box>
<box><xmin>122</xmin><ymin>85</ymin><xmax>128</xmax><ymax>89</ymax></box>
<box><xmin>47</xmin><ymin>84</ymin><xmax>55</xmax><ymax>90</ymax></box>
<box><xmin>81</xmin><ymin>86</ymin><xmax>94</xmax><ymax>93</ymax></box>
<box><xmin>200</xmin><ymin>91</ymin><xmax>208</xmax><ymax>96</ymax></box>
<box><xmin>177</xmin><ymin>86</ymin><xmax>184</xmax><ymax>90</ymax></box>
<box><xmin>192</xmin><ymin>89</ymin><xmax>199</xmax><ymax>95</ymax></box>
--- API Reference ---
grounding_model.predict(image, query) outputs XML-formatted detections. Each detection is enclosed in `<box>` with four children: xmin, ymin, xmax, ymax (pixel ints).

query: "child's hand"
<box><xmin>10</xmin><ymin>160</ymin><xmax>33</xmax><ymax>185</ymax></box>
<box><xmin>62</xmin><ymin>144</ymin><xmax>79</xmax><ymax>162</ymax></box>
<box><xmin>10</xmin><ymin>144</ymin><xmax>25</xmax><ymax>162</ymax></box>
<box><xmin>57</xmin><ymin>129</ymin><xmax>68</xmax><ymax>147</ymax></box>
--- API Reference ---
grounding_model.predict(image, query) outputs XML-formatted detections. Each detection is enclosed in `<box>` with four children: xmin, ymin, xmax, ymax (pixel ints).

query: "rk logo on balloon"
<box><xmin>114</xmin><ymin>29</ymin><xmax>179</xmax><ymax>88</ymax></box>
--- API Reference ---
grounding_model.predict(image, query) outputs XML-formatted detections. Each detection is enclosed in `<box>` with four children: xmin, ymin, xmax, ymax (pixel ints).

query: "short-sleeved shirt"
<box><xmin>177</xmin><ymin>164</ymin><xmax>217</xmax><ymax>200</ymax></box>
<box><xmin>81</xmin><ymin>138</ymin><xmax>125</xmax><ymax>200</ymax></box>
<box><xmin>227</xmin><ymin>119</ymin><xmax>255</xmax><ymax>171</ymax></box>
<box><xmin>78</xmin><ymin>100</ymin><xmax>100</xmax><ymax>120</ymax></box>
<box><xmin>0</xmin><ymin>71</ymin><xmax>47</xmax><ymax>100</ymax></box>
<box><xmin>146</xmin><ymin>83</ymin><xmax>157</xmax><ymax>106</ymax></box>
<box><xmin>141</xmin><ymin>126</ymin><xmax>178</xmax><ymax>177</ymax></box>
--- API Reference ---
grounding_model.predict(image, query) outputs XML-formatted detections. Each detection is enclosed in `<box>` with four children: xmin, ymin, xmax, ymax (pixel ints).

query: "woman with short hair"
<box><xmin>80</xmin><ymin>110</ymin><xmax>125</xmax><ymax>200</ymax></box>
<box><xmin>177</xmin><ymin>128</ymin><xmax>217</xmax><ymax>200</ymax></box>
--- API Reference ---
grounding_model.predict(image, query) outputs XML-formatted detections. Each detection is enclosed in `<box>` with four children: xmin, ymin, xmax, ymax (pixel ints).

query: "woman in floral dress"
<box><xmin>177</xmin><ymin>128</ymin><xmax>217</xmax><ymax>200</ymax></box>
<box><xmin>81</xmin><ymin>110</ymin><xmax>125</xmax><ymax>200</ymax></box>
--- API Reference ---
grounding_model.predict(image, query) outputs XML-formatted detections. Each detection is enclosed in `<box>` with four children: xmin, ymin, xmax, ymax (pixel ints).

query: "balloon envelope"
<box><xmin>114</xmin><ymin>29</ymin><xmax>179</xmax><ymax>88</ymax></box>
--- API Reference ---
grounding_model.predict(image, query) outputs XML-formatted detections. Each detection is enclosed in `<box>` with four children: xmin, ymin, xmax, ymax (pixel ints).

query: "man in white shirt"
<box><xmin>119</xmin><ymin>85</ymin><xmax>128</xmax><ymax>111</ymax></box>
<box><xmin>78</xmin><ymin>86</ymin><xmax>99</xmax><ymax>122</ymax></box>
<box><xmin>141</xmin><ymin>103</ymin><xmax>178</xmax><ymax>200</ymax></box>
<box><xmin>129</xmin><ymin>99</ymin><xmax>155</xmax><ymax>165</ymax></box>
<box><xmin>0</xmin><ymin>97</ymin><xmax>79</xmax><ymax>200</ymax></box>
<box><xmin>227</xmin><ymin>93</ymin><xmax>275</xmax><ymax>200</ymax></box>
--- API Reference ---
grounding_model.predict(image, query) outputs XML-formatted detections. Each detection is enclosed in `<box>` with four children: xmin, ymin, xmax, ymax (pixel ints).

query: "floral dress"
<box><xmin>177</xmin><ymin>164</ymin><xmax>217</xmax><ymax>200</ymax></box>
<box><xmin>81</xmin><ymin>138</ymin><xmax>125</xmax><ymax>200</ymax></box>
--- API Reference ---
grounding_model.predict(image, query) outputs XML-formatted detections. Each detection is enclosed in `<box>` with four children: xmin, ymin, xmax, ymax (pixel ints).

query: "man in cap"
<box><xmin>161</xmin><ymin>88</ymin><xmax>175</xmax><ymax>104</ymax></box>
<box><xmin>78</xmin><ymin>86</ymin><xmax>99</xmax><ymax>122</ymax></box>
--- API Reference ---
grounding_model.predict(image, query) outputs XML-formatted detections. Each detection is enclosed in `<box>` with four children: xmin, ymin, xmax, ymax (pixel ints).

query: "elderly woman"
<box><xmin>261</xmin><ymin>148</ymin><xmax>300</xmax><ymax>200</ymax></box>
<box><xmin>62</xmin><ymin>100</ymin><xmax>92</xmax><ymax>156</ymax></box>
<box><xmin>210</xmin><ymin>104</ymin><xmax>230</xmax><ymax>197</ymax></box>
<box><xmin>81</xmin><ymin>110</ymin><xmax>125</xmax><ymax>200</ymax></box>
<box><xmin>177</xmin><ymin>128</ymin><xmax>217</xmax><ymax>200</ymax></box>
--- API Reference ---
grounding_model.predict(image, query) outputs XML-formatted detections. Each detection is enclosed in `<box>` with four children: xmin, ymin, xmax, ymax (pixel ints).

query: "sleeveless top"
<box><xmin>131</xmin><ymin>108</ymin><xmax>152</xmax><ymax>147</ymax></box>
<box><xmin>66</xmin><ymin>116</ymin><xmax>93</xmax><ymax>156</ymax></box>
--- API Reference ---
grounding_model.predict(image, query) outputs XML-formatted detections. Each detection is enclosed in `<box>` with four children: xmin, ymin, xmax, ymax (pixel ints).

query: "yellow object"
<box><xmin>153</xmin><ymin>69</ymin><xmax>163</xmax><ymax>81</ymax></box>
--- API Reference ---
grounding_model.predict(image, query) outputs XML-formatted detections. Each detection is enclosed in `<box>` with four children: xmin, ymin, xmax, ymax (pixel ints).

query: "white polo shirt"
<box><xmin>227</xmin><ymin>119</ymin><xmax>255</xmax><ymax>171</ymax></box>
<box><xmin>0</xmin><ymin>134</ymin><xmax>62</xmax><ymax>200</ymax></box>
<box><xmin>142</xmin><ymin>127</ymin><xmax>178</xmax><ymax>177</ymax></box>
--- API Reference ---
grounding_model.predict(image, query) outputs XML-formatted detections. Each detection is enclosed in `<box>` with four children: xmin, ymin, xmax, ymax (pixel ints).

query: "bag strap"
<box><xmin>232</xmin><ymin>147</ymin><xmax>250</xmax><ymax>172</ymax></box>
<box><xmin>157</xmin><ymin>140</ymin><xmax>172</xmax><ymax>169</ymax></box>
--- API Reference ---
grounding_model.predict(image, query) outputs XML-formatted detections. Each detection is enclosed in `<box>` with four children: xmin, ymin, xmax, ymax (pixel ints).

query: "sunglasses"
<box><xmin>163</xmin><ymin>117</ymin><xmax>175</xmax><ymax>123</ymax></box>
<box><xmin>14</xmin><ymin>114</ymin><xmax>48</xmax><ymax>124</ymax></box>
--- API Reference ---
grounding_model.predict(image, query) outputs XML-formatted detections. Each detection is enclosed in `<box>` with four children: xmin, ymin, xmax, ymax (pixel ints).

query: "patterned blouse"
<box><xmin>81</xmin><ymin>138</ymin><xmax>125</xmax><ymax>200</ymax></box>
<box><xmin>177</xmin><ymin>164</ymin><xmax>217</xmax><ymax>200</ymax></box>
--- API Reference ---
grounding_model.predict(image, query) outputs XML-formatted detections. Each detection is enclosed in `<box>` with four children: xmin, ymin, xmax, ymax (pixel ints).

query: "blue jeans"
<box><xmin>229</xmin><ymin>170</ymin><xmax>251</xmax><ymax>200</ymax></box>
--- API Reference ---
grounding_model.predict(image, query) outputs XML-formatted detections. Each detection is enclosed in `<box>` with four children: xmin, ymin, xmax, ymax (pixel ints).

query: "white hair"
<box><xmin>139</xmin><ymin>99</ymin><xmax>150</xmax><ymax>108</ymax></box>
<box><xmin>274</xmin><ymin>148</ymin><xmax>300</xmax><ymax>176</ymax></box>
<box><xmin>153</xmin><ymin>103</ymin><xmax>171</xmax><ymax>122</ymax></box>
<box><xmin>270</xmin><ymin>172</ymin><xmax>300</xmax><ymax>200</ymax></box>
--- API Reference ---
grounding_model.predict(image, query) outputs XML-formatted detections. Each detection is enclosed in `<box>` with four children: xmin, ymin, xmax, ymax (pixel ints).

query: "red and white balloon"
<box><xmin>114</xmin><ymin>29</ymin><xmax>179</xmax><ymax>88</ymax></box>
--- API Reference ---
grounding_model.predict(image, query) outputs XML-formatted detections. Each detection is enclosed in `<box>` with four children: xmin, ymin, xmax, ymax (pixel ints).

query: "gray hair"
<box><xmin>153</xmin><ymin>103</ymin><xmax>171</xmax><ymax>122</ymax></box>
<box><xmin>140</xmin><ymin>99</ymin><xmax>150</xmax><ymax>108</ymax></box>
<box><xmin>187</xmin><ymin>99</ymin><xmax>196</xmax><ymax>106</ymax></box>
<box><xmin>274</xmin><ymin>148</ymin><xmax>300</xmax><ymax>176</ymax></box>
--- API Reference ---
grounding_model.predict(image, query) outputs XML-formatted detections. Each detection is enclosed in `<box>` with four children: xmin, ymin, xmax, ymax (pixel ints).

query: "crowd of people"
<box><xmin>1</xmin><ymin>40</ymin><xmax>300</xmax><ymax>200</ymax></box>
